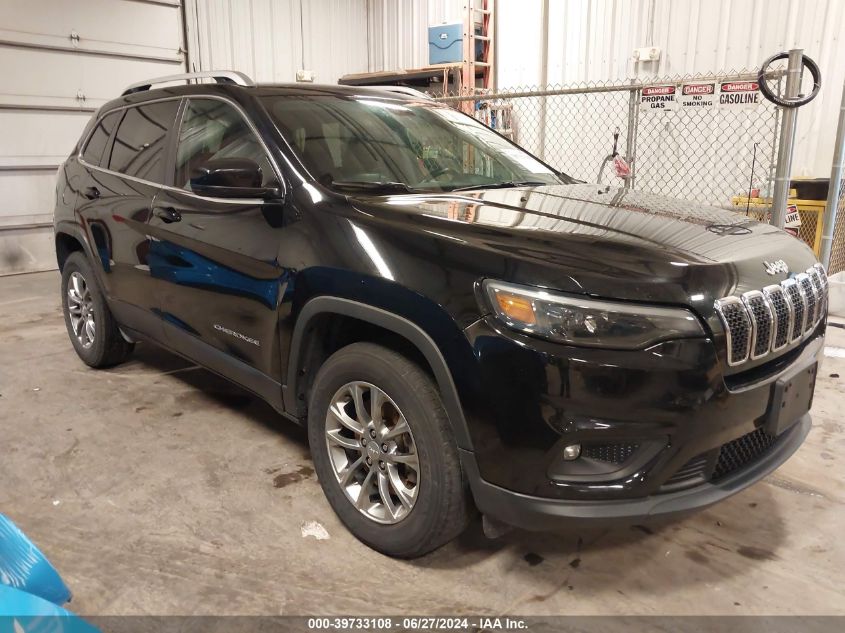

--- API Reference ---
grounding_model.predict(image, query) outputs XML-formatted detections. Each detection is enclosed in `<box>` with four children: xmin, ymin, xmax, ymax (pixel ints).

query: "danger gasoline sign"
<box><xmin>641</xmin><ymin>85</ymin><xmax>677</xmax><ymax>111</ymax></box>
<box><xmin>719</xmin><ymin>81</ymin><xmax>761</xmax><ymax>109</ymax></box>
<box><xmin>679</xmin><ymin>83</ymin><xmax>716</xmax><ymax>109</ymax></box>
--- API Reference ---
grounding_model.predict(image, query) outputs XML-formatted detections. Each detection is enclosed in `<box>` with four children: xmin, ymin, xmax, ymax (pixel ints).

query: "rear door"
<box><xmin>146</xmin><ymin>96</ymin><xmax>289</xmax><ymax>383</ymax></box>
<box><xmin>76</xmin><ymin>98</ymin><xmax>181</xmax><ymax>335</ymax></box>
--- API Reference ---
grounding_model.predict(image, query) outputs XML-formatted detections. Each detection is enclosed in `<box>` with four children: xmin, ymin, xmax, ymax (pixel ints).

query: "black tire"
<box><xmin>308</xmin><ymin>342</ymin><xmax>471</xmax><ymax>558</ymax></box>
<box><xmin>61</xmin><ymin>251</ymin><xmax>134</xmax><ymax>368</ymax></box>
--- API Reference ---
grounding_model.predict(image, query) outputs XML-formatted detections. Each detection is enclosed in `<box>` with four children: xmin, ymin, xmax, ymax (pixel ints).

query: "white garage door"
<box><xmin>0</xmin><ymin>0</ymin><xmax>185</xmax><ymax>275</ymax></box>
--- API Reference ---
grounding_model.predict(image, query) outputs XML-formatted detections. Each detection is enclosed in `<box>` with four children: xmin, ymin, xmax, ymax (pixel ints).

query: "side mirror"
<box><xmin>190</xmin><ymin>157</ymin><xmax>281</xmax><ymax>199</ymax></box>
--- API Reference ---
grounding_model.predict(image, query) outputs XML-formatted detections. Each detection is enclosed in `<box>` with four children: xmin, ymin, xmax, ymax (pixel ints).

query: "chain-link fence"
<box><xmin>435</xmin><ymin>70</ymin><xmax>789</xmax><ymax>233</ymax></box>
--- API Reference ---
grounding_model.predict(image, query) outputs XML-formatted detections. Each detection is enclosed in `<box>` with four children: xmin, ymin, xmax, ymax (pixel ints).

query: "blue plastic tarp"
<box><xmin>0</xmin><ymin>586</ymin><xmax>99</xmax><ymax>633</ymax></box>
<box><xmin>0</xmin><ymin>515</ymin><xmax>71</xmax><ymax>607</ymax></box>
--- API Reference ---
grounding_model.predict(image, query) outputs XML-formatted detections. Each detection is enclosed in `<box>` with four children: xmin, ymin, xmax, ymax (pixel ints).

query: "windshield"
<box><xmin>261</xmin><ymin>94</ymin><xmax>565</xmax><ymax>192</ymax></box>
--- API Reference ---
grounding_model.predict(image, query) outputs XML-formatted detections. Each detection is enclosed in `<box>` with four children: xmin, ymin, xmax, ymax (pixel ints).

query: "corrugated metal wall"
<box><xmin>185</xmin><ymin>0</ymin><xmax>467</xmax><ymax>81</ymax></box>
<box><xmin>366</xmin><ymin>0</ymin><xmax>464</xmax><ymax>71</ymax></box>
<box><xmin>185</xmin><ymin>0</ymin><xmax>369</xmax><ymax>84</ymax></box>
<box><xmin>497</xmin><ymin>0</ymin><xmax>845</xmax><ymax>178</ymax></box>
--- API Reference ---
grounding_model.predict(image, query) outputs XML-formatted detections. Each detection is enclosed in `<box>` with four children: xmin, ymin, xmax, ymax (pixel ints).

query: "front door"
<box><xmin>146</xmin><ymin>97</ymin><xmax>290</xmax><ymax>388</ymax></box>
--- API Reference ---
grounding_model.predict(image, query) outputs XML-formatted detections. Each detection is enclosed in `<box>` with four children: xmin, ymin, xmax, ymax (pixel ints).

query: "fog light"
<box><xmin>562</xmin><ymin>443</ymin><xmax>581</xmax><ymax>461</ymax></box>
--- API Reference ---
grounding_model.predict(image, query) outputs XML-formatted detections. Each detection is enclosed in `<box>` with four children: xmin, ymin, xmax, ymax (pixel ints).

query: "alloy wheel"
<box><xmin>67</xmin><ymin>271</ymin><xmax>96</xmax><ymax>349</ymax></box>
<box><xmin>324</xmin><ymin>381</ymin><xmax>419</xmax><ymax>524</ymax></box>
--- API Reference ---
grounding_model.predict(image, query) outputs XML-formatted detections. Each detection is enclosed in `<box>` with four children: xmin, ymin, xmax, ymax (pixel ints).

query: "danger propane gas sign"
<box><xmin>718</xmin><ymin>81</ymin><xmax>761</xmax><ymax>109</ymax></box>
<box><xmin>641</xmin><ymin>85</ymin><xmax>677</xmax><ymax>111</ymax></box>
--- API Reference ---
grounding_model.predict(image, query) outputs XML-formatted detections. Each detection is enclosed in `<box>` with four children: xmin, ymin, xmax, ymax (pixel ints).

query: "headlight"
<box><xmin>484</xmin><ymin>280</ymin><xmax>704</xmax><ymax>349</ymax></box>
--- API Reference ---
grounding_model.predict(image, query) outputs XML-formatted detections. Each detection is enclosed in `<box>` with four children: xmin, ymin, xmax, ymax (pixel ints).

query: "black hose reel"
<box><xmin>757</xmin><ymin>51</ymin><xmax>821</xmax><ymax>108</ymax></box>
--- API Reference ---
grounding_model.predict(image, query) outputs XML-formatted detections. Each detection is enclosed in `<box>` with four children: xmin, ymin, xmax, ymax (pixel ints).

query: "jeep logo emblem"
<box><xmin>763</xmin><ymin>259</ymin><xmax>789</xmax><ymax>275</ymax></box>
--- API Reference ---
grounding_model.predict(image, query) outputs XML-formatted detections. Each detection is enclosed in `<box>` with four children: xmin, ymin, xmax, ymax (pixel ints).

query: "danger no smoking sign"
<box><xmin>641</xmin><ymin>81</ymin><xmax>760</xmax><ymax>112</ymax></box>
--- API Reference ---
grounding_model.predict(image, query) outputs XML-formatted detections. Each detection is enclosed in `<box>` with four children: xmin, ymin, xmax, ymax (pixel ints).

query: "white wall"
<box><xmin>185</xmin><ymin>0</ymin><xmax>369</xmax><ymax>84</ymax></box>
<box><xmin>0</xmin><ymin>0</ymin><xmax>185</xmax><ymax>275</ymax></box>
<box><xmin>497</xmin><ymin>0</ymin><xmax>845</xmax><ymax>178</ymax></box>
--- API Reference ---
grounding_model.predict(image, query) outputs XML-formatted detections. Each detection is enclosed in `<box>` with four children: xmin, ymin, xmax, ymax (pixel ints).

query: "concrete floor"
<box><xmin>1</xmin><ymin>270</ymin><xmax>844</xmax><ymax>616</ymax></box>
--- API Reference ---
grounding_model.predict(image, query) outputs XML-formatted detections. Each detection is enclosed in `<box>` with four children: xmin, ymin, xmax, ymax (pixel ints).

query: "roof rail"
<box><xmin>121</xmin><ymin>71</ymin><xmax>254</xmax><ymax>96</ymax></box>
<box><xmin>366</xmin><ymin>86</ymin><xmax>434</xmax><ymax>100</ymax></box>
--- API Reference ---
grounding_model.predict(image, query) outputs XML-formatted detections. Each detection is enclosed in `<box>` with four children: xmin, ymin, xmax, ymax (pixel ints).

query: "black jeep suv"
<box><xmin>54</xmin><ymin>72</ymin><xmax>827</xmax><ymax>557</ymax></box>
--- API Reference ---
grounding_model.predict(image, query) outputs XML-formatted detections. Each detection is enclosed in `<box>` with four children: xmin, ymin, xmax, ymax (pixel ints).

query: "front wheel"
<box><xmin>308</xmin><ymin>342</ymin><xmax>471</xmax><ymax>557</ymax></box>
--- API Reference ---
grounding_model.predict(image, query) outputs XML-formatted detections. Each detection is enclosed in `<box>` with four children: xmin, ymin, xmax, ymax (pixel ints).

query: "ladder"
<box><xmin>461</xmin><ymin>0</ymin><xmax>495</xmax><ymax>95</ymax></box>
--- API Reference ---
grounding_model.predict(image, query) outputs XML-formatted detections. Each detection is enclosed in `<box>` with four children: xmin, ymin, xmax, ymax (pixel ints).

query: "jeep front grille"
<box><xmin>783</xmin><ymin>279</ymin><xmax>806</xmax><ymax>341</ymax></box>
<box><xmin>715</xmin><ymin>264</ymin><xmax>827</xmax><ymax>367</ymax></box>
<box><xmin>798</xmin><ymin>273</ymin><xmax>817</xmax><ymax>331</ymax></box>
<box><xmin>763</xmin><ymin>284</ymin><xmax>791</xmax><ymax>350</ymax></box>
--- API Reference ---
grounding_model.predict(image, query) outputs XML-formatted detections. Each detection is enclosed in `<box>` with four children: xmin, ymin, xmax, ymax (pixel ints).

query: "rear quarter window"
<box><xmin>107</xmin><ymin>100</ymin><xmax>180</xmax><ymax>183</ymax></box>
<box><xmin>82</xmin><ymin>111</ymin><xmax>120</xmax><ymax>167</ymax></box>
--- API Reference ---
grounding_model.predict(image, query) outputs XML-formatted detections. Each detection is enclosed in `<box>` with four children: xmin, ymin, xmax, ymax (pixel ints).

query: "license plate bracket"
<box><xmin>766</xmin><ymin>361</ymin><xmax>817</xmax><ymax>436</ymax></box>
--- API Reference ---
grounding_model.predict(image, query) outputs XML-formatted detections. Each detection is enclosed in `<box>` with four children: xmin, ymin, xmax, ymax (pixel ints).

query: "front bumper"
<box><xmin>457</xmin><ymin>316</ymin><xmax>823</xmax><ymax>526</ymax></box>
<box><xmin>462</xmin><ymin>414</ymin><xmax>810</xmax><ymax>530</ymax></box>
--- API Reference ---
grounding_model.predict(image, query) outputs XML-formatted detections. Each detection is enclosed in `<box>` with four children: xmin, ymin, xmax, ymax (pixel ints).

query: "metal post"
<box><xmin>765</xmin><ymin>76</ymin><xmax>782</xmax><ymax>198</ymax></box>
<box><xmin>537</xmin><ymin>0</ymin><xmax>549</xmax><ymax>160</ymax></box>
<box><xmin>771</xmin><ymin>48</ymin><xmax>804</xmax><ymax>228</ymax></box>
<box><xmin>821</xmin><ymin>78</ymin><xmax>845</xmax><ymax>268</ymax></box>
<box><xmin>625</xmin><ymin>84</ymin><xmax>640</xmax><ymax>189</ymax></box>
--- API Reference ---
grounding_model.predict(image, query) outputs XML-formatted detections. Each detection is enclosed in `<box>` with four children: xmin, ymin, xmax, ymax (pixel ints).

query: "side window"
<box><xmin>175</xmin><ymin>98</ymin><xmax>275</xmax><ymax>191</ymax></box>
<box><xmin>107</xmin><ymin>100</ymin><xmax>180</xmax><ymax>182</ymax></box>
<box><xmin>82</xmin><ymin>111</ymin><xmax>120</xmax><ymax>166</ymax></box>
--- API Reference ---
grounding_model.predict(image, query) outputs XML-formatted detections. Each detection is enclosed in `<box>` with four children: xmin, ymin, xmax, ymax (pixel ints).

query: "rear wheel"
<box><xmin>61</xmin><ymin>251</ymin><xmax>134</xmax><ymax>368</ymax></box>
<box><xmin>308</xmin><ymin>342</ymin><xmax>471</xmax><ymax>557</ymax></box>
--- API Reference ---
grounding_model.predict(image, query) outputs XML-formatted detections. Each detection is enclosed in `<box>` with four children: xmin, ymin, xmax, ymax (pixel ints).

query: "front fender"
<box><xmin>283</xmin><ymin>269</ymin><xmax>478</xmax><ymax>450</ymax></box>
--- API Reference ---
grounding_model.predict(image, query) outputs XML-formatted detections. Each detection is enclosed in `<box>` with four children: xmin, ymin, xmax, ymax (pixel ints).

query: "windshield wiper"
<box><xmin>331</xmin><ymin>180</ymin><xmax>418</xmax><ymax>194</ymax></box>
<box><xmin>449</xmin><ymin>180</ymin><xmax>550</xmax><ymax>192</ymax></box>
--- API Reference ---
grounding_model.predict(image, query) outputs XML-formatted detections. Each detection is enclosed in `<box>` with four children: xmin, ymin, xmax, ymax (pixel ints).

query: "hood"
<box><xmin>349</xmin><ymin>183</ymin><xmax>818</xmax><ymax>310</ymax></box>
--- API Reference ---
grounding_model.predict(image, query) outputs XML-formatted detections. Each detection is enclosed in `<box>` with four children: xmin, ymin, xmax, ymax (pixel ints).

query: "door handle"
<box><xmin>83</xmin><ymin>186</ymin><xmax>100</xmax><ymax>200</ymax></box>
<box><xmin>153</xmin><ymin>206</ymin><xmax>181</xmax><ymax>223</ymax></box>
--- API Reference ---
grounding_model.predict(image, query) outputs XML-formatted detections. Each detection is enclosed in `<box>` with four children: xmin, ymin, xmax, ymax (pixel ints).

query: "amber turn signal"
<box><xmin>494</xmin><ymin>291</ymin><xmax>537</xmax><ymax>325</ymax></box>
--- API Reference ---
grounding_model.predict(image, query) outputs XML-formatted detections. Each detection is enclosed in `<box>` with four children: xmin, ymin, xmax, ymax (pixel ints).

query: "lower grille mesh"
<box><xmin>584</xmin><ymin>443</ymin><xmax>639</xmax><ymax>465</ymax></box>
<box><xmin>661</xmin><ymin>426</ymin><xmax>781</xmax><ymax>492</ymax></box>
<box><xmin>663</xmin><ymin>455</ymin><xmax>709</xmax><ymax>488</ymax></box>
<box><xmin>712</xmin><ymin>427</ymin><xmax>778</xmax><ymax>480</ymax></box>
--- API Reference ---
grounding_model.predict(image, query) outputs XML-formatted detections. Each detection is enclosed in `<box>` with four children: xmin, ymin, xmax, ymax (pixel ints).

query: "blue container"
<box><xmin>428</xmin><ymin>24</ymin><xmax>463</xmax><ymax>64</ymax></box>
